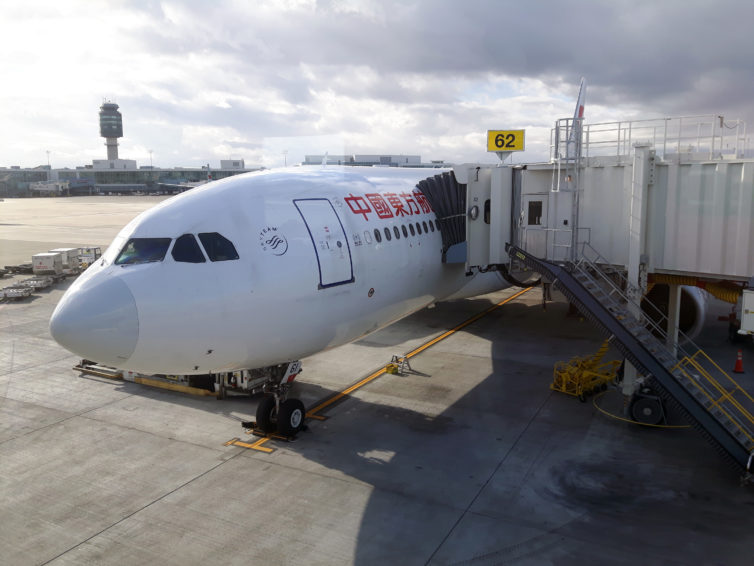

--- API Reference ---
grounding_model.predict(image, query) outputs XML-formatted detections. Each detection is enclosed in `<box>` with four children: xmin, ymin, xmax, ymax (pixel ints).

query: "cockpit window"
<box><xmin>198</xmin><ymin>232</ymin><xmax>239</xmax><ymax>261</ymax></box>
<box><xmin>115</xmin><ymin>238</ymin><xmax>172</xmax><ymax>265</ymax></box>
<box><xmin>172</xmin><ymin>234</ymin><xmax>206</xmax><ymax>263</ymax></box>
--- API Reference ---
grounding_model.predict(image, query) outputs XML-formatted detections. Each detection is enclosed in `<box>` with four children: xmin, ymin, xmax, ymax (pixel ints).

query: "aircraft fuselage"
<box><xmin>50</xmin><ymin>167</ymin><xmax>506</xmax><ymax>374</ymax></box>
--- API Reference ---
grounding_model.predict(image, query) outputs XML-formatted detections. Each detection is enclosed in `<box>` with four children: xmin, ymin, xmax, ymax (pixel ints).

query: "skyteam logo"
<box><xmin>259</xmin><ymin>226</ymin><xmax>288</xmax><ymax>256</ymax></box>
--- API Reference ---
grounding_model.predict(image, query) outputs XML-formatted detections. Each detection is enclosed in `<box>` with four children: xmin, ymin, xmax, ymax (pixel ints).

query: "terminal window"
<box><xmin>528</xmin><ymin>201</ymin><xmax>543</xmax><ymax>225</ymax></box>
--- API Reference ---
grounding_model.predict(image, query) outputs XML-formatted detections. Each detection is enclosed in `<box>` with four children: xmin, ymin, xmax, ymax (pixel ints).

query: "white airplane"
<box><xmin>50</xmin><ymin>166</ymin><xmax>509</xmax><ymax>436</ymax></box>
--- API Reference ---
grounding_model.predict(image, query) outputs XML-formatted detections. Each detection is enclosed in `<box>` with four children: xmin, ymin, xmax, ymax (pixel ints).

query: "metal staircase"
<box><xmin>507</xmin><ymin>243</ymin><xmax>754</xmax><ymax>474</ymax></box>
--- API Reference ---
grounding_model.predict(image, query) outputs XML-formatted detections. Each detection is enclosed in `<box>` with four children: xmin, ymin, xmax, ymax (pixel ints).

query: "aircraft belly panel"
<box><xmin>294</xmin><ymin>198</ymin><xmax>355</xmax><ymax>288</ymax></box>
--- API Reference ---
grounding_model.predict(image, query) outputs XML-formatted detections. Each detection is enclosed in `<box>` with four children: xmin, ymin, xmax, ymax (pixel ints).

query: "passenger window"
<box><xmin>384</xmin><ymin>227</ymin><xmax>391</xmax><ymax>241</ymax></box>
<box><xmin>435</xmin><ymin>219</ymin><xmax>441</xmax><ymax>231</ymax></box>
<box><xmin>416</xmin><ymin>222</ymin><xmax>422</xmax><ymax>235</ymax></box>
<box><xmin>409</xmin><ymin>224</ymin><xmax>415</xmax><ymax>236</ymax></box>
<box><xmin>393</xmin><ymin>226</ymin><xmax>400</xmax><ymax>240</ymax></box>
<box><xmin>172</xmin><ymin>234</ymin><xmax>206</xmax><ymax>263</ymax></box>
<box><xmin>402</xmin><ymin>225</ymin><xmax>408</xmax><ymax>238</ymax></box>
<box><xmin>198</xmin><ymin>232</ymin><xmax>239</xmax><ymax>261</ymax></box>
<box><xmin>115</xmin><ymin>238</ymin><xmax>172</xmax><ymax>265</ymax></box>
<box><xmin>364</xmin><ymin>230</ymin><xmax>372</xmax><ymax>244</ymax></box>
<box><xmin>373</xmin><ymin>228</ymin><xmax>382</xmax><ymax>243</ymax></box>
<box><xmin>429</xmin><ymin>221</ymin><xmax>435</xmax><ymax>232</ymax></box>
<box><xmin>422</xmin><ymin>221</ymin><xmax>428</xmax><ymax>233</ymax></box>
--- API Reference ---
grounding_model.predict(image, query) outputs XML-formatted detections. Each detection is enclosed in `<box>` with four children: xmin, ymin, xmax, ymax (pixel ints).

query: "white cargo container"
<box><xmin>32</xmin><ymin>252</ymin><xmax>63</xmax><ymax>275</ymax></box>
<box><xmin>49</xmin><ymin>248</ymin><xmax>81</xmax><ymax>274</ymax></box>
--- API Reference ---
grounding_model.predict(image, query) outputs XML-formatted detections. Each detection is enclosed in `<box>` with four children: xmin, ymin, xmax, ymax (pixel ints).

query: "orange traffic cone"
<box><xmin>733</xmin><ymin>350</ymin><xmax>745</xmax><ymax>374</ymax></box>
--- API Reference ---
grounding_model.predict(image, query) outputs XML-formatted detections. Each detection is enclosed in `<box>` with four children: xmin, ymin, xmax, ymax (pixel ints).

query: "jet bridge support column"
<box><xmin>622</xmin><ymin>144</ymin><xmax>653</xmax><ymax>403</ymax></box>
<box><xmin>666</xmin><ymin>284</ymin><xmax>682</xmax><ymax>357</ymax></box>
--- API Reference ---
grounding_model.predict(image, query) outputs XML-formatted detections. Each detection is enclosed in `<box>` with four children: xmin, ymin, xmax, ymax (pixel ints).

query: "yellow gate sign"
<box><xmin>487</xmin><ymin>130</ymin><xmax>525</xmax><ymax>152</ymax></box>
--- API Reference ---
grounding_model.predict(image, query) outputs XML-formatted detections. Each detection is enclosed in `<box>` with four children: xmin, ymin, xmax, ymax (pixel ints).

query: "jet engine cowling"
<box><xmin>641</xmin><ymin>284</ymin><xmax>707</xmax><ymax>341</ymax></box>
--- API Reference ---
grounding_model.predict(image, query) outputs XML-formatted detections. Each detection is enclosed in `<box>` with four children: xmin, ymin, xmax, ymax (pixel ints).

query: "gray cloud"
<box><xmin>2</xmin><ymin>0</ymin><xmax>753</xmax><ymax>168</ymax></box>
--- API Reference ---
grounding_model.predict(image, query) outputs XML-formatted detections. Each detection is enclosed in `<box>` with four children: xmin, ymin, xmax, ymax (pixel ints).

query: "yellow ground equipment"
<box><xmin>551</xmin><ymin>340</ymin><xmax>621</xmax><ymax>401</ymax></box>
<box><xmin>386</xmin><ymin>355</ymin><xmax>413</xmax><ymax>375</ymax></box>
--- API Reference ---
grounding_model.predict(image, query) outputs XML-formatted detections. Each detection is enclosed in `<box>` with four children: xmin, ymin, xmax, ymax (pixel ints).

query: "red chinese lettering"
<box><xmin>345</xmin><ymin>193</ymin><xmax>372</xmax><ymax>220</ymax></box>
<box><xmin>413</xmin><ymin>189</ymin><xmax>433</xmax><ymax>213</ymax></box>
<box><xmin>401</xmin><ymin>192</ymin><xmax>420</xmax><ymax>215</ymax></box>
<box><xmin>365</xmin><ymin>193</ymin><xmax>394</xmax><ymax>219</ymax></box>
<box><xmin>385</xmin><ymin>192</ymin><xmax>409</xmax><ymax>216</ymax></box>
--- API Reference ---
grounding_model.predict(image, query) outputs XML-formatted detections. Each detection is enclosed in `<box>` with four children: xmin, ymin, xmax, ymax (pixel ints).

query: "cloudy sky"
<box><xmin>2</xmin><ymin>0</ymin><xmax>753</xmax><ymax>169</ymax></box>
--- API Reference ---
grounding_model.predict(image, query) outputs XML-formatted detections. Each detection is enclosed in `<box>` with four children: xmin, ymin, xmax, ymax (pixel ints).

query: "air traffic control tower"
<box><xmin>99</xmin><ymin>101</ymin><xmax>123</xmax><ymax>160</ymax></box>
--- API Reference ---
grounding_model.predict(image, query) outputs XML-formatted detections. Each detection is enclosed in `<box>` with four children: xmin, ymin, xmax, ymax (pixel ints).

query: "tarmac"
<box><xmin>1</xmin><ymin>196</ymin><xmax>754</xmax><ymax>565</ymax></box>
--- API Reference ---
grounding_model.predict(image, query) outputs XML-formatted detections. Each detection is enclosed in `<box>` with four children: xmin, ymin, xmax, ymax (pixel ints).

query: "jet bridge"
<box><xmin>452</xmin><ymin>114</ymin><xmax>754</xmax><ymax>282</ymax></box>
<box><xmin>424</xmin><ymin>114</ymin><xmax>754</xmax><ymax>474</ymax></box>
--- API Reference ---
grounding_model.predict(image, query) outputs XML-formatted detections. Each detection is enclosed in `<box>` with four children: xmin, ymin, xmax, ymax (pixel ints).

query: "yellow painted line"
<box><xmin>592</xmin><ymin>391</ymin><xmax>690</xmax><ymax>429</ymax></box>
<box><xmin>133</xmin><ymin>376</ymin><xmax>216</xmax><ymax>396</ymax></box>
<box><xmin>225</xmin><ymin>437</ymin><xmax>275</xmax><ymax>453</ymax></box>
<box><xmin>306</xmin><ymin>286</ymin><xmax>533</xmax><ymax>418</ymax></box>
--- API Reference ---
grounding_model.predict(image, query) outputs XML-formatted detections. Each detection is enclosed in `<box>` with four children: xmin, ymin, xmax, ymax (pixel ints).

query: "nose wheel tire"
<box><xmin>255</xmin><ymin>395</ymin><xmax>277</xmax><ymax>433</ymax></box>
<box><xmin>278</xmin><ymin>398</ymin><xmax>306</xmax><ymax>437</ymax></box>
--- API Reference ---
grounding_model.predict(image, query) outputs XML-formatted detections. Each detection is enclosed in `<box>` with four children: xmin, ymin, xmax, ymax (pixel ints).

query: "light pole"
<box><xmin>149</xmin><ymin>149</ymin><xmax>153</xmax><ymax>168</ymax></box>
<box><xmin>283</xmin><ymin>149</ymin><xmax>288</xmax><ymax>167</ymax></box>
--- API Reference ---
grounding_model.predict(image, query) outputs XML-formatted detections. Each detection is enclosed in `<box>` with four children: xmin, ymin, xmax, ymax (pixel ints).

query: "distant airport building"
<box><xmin>220</xmin><ymin>159</ymin><xmax>245</xmax><ymax>170</ymax></box>
<box><xmin>303</xmin><ymin>154</ymin><xmax>442</xmax><ymax>167</ymax></box>
<box><xmin>0</xmin><ymin>163</ymin><xmax>260</xmax><ymax>197</ymax></box>
<box><xmin>92</xmin><ymin>158</ymin><xmax>138</xmax><ymax>170</ymax></box>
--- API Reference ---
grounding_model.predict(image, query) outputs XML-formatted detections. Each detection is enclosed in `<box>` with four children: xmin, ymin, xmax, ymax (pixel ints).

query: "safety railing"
<box><xmin>672</xmin><ymin>352</ymin><xmax>754</xmax><ymax>448</ymax></box>
<box><xmin>574</xmin><ymin>242</ymin><xmax>695</xmax><ymax>354</ymax></box>
<box><xmin>551</xmin><ymin>115</ymin><xmax>748</xmax><ymax>163</ymax></box>
<box><xmin>517</xmin><ymin>226</ymin><xmax>594</xmax><ymax>263</ymax></box>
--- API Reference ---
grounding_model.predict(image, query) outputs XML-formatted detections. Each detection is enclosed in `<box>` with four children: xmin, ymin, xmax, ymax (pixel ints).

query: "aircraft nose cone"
<box><xmin>50</xmin><ymin>276</ymin><xmax>139</xmax><ymax>366</ymax></box>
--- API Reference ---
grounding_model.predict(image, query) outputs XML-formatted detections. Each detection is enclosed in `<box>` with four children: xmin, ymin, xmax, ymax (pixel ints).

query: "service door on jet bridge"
<box><xmin>294</xmin><ymin>199</ymin><xmax>355</xmax><ymax>289</ymax></box>
<box><xmin>520</xmin><ymin>194</ymin><xmax>548</xmax><ymax>259</ymax></box>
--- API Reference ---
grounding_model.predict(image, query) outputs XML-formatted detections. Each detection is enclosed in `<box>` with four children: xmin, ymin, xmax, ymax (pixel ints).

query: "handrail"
<box><xmin>687</xmin><ymin>350</ymin><xmax>754</xmax><ymax>407</ymax></box>
<box><xmin>574</xmin><ymin>244</ymin><xmax>696</xmax><ymax>358</ymax></box>
<box><xmin>576</xmin><ymin>241</ymin><xmax>702</xmax><ymax>359</ymax></box>
<box><xmin>672</xmin><ymin>357</ymin><xmax>754</xmax><ymax>446</ymax></box>
<box><xmin>552</xmin><ymin>115</ymin><xmax>748</xmax><ymax>162</ymax></box>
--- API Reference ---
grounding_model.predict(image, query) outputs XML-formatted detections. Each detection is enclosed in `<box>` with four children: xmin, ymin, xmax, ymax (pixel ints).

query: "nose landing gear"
<box><xmin>235</xmin><ymin>360</ymin><xmax>307</xmax><ymax>438</ymax></box>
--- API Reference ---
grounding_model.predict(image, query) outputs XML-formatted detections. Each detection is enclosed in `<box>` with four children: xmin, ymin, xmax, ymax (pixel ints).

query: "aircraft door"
<box><xmin>294</xmin><ymin>199</ymin><xmax>355</xmax><ymax>288</ymax></box>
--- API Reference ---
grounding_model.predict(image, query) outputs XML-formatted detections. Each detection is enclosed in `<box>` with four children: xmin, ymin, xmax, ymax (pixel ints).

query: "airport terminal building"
<box><xmin>1</xmin><ymin>155</ymin><xmax>446</xmax><ymax>197</ymax></box>
<box><xmin>0</xmin><ymin>161</ymin><xmax>254</xmax><ymax>197</ymax></box>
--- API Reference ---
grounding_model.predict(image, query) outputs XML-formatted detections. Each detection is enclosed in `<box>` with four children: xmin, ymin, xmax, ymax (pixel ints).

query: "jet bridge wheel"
<box><xmin>278</xmin><ymin>398</ymin><xmax>306</xmax><ymax>437</ymax></box>
<box><xmin>630</xmin><ymin>395</ymin><xmax>665</xmax><ymax>425</ymax></box>
<box><xmin>256</xmin><ymin>395</ymin><xmax>277</xmax><ymax>433</ymax></box>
